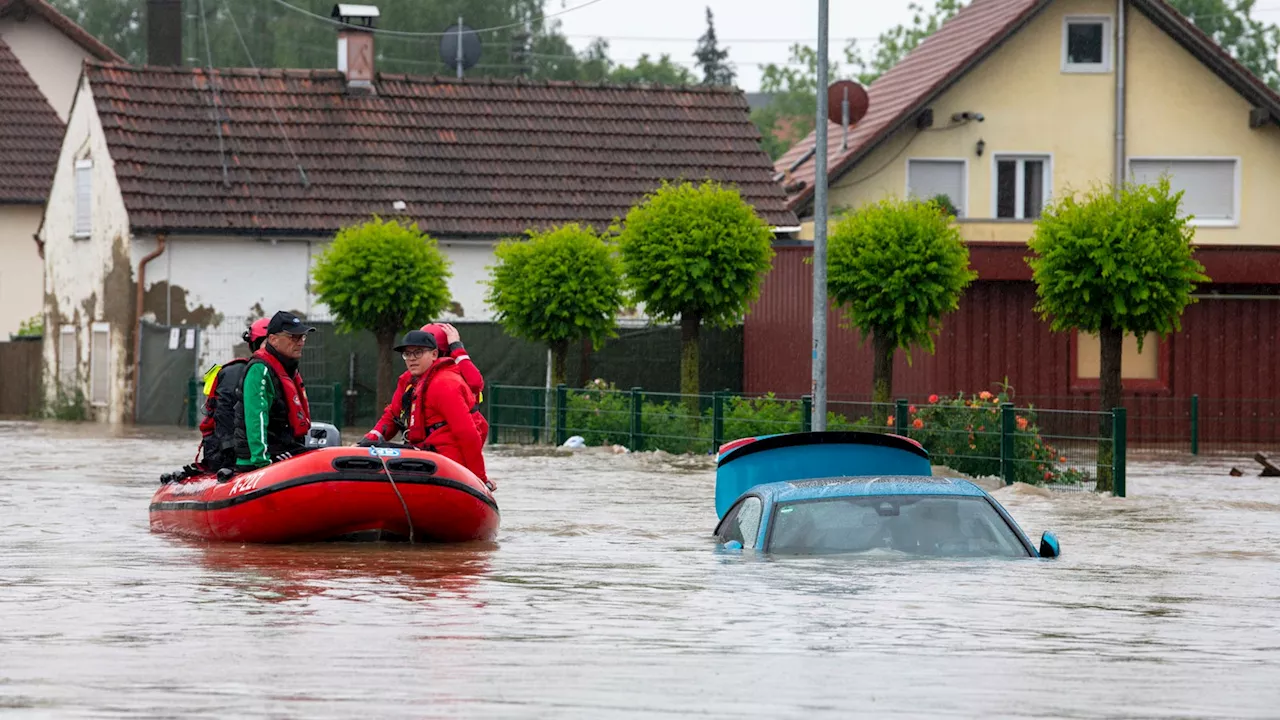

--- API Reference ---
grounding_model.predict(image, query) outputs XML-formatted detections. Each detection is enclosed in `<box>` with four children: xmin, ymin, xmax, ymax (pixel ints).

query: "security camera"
<box><xmin>950</xmin><ymin>111</ymin><xmax>985</xmax><ymax>123</ymax></box>
<box><xmin>972</xmin><ymin>112</ymin><xmax>985</xmax><ymax>122</ymax></box>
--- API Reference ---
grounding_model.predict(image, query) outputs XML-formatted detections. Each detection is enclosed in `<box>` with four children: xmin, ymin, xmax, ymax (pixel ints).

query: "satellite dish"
<box><xmin>440</xmin><ymin>23</ymin><xmax>482</xmax><ymax>74</ymax></box>
<box><xmin>826</xmin><ymin>80</ymin><xmax>869</xmax><ymax>127</ymax></box>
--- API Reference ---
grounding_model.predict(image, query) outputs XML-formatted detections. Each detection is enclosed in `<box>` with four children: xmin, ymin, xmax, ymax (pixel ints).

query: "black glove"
<box><xmin>355</xmin><ymin>438</ymin><xmax>376</xmax><ymax>447</ymax></box>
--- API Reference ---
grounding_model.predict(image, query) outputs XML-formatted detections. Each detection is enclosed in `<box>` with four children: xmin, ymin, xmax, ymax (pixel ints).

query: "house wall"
<box><xmin>0</xmin><ymin>205</ymin><xmax>43</xmax><ymax>337</ymax></box>
<box><xmin>40</xmin><ymin>75</ymin><xmax>133</xmax><ymax>423</ymax></box>
<box><xmin>0</xmin><ymin>13</ymin><xmax>93</xmax><ymax>121</ymax></box>
<box><xmin>130</xmin><ymin>234</ymin><xmax>504</xmax><ymax>374</ymax></box>
<box><xmin>810</xmin><ymin>0</ymin><xmax>1280</xmax><ymax>247</ymax></box>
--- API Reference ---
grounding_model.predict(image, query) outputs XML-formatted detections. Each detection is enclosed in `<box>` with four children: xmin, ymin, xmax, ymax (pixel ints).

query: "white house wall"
<box><xmin>437</xmin><ymin>240</ymin><xmax>498</xmax><ymax>321</ymax></box>
<box><xmin>0</xmin><ymin>205</ymin><xmax>43</xmax><ymax>337</ymax></box>
<box><xmin>40</xmin><ymin>74</ymin><xmax>132</xmax><ymax>423</ymax></box>
<box><xmin>133</xmin><ymin>234</ymin><xmax>321</xmax><ymax>371</ymax></box>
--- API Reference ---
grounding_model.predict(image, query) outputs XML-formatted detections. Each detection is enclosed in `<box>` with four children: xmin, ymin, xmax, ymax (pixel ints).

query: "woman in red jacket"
<box><xmin>359</xmin><ymin>330</ymin><xmax>492</xmax><ymax>489</ymax></box>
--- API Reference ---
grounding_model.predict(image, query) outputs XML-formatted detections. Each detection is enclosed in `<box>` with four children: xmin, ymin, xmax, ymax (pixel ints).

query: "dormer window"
<box><xmin>1063</xmin><ymin>16</ymin><xmax>1112</xmax><ymax>73</ymax></box>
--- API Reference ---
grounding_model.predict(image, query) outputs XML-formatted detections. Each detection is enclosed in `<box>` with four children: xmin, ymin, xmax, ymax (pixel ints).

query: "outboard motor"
<box><xmin>306</xmin><ymin>422</ymin><xmax>342</xmax><ymax>449</ymax></box>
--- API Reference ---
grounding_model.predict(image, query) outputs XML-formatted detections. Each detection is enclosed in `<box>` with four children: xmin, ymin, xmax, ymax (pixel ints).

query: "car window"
<box><xmin>716</xmin><ymin>496</ymin><xmax>763</xmax><ymax>548</ymax></box>
<box><xmin>767</xmin><ymin>495</ymin><xmax>1029</xmax><ymax>557</ymax></box>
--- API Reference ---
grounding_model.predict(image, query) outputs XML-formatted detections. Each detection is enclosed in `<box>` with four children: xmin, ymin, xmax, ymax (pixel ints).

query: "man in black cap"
<box><xmin>232</xmin><ymin>310</ymin><xmax>316</xmax><ymax>470</ymax></box>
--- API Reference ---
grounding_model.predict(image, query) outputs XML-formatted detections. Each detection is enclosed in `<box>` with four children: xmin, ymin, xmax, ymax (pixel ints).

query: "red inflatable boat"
<box><xmin>149</xmin><ymin>446</ymin><xmax>499</xmax><ymax>543</ymax></box>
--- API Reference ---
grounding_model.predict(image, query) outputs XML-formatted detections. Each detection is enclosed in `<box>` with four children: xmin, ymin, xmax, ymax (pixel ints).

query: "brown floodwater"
<box><xmin>1</xmin><ymin>420</ymin><xmax>1278</xmax><ymax>717</ymax></box>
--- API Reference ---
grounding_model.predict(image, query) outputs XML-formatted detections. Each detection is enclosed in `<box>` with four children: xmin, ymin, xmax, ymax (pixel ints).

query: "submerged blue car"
<box><xmin>713</xmin><ymin>432</ymin><xmax>1060</xmax><ymax>559</ymax></box>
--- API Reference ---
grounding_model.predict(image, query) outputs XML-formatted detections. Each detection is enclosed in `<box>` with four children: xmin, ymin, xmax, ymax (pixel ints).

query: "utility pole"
<box><xmin>811</xmin><ymin>0</ymin><xmax>830</xmax><ymax>431</ymax></box>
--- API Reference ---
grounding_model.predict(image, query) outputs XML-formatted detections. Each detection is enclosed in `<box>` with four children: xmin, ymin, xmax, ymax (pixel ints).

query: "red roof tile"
<box><xmin>0</xmin><ymin>0</ymin><xmax>123</xmax><ymax>62</ymax></box>
<box><xmin>85</xmin><ymin>63</ymin><xmax>798</xmax><ymax>236</ymax></box>
<box><xmin>0</xmin><ymin>37</ymin><xmax>63</xmax><ymax>203</ymax></box>
<box><xmin>777</xmin><ymin>0</ymin><xmax>1280</xmax><ymax>214</ymax></box>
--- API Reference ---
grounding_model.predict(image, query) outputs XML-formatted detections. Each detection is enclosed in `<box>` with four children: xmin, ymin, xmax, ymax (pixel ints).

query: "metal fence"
<box><xmin>486</xmin><ymin>384</ymin><xmax>1128</xmax><ymax>497</ymax></box>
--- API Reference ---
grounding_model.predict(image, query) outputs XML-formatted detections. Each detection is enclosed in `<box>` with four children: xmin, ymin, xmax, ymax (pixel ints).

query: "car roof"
<box><xmin>750</xmin><ymin>475</ymin><xmax>992</xmax><ymax>504</ymax></box>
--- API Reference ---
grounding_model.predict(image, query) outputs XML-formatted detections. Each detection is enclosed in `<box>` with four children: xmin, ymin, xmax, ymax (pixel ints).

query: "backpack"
<box><xmin>198</xmin><ymin>358</ymin><xmax>250</xmax><ymax>471</ymax></box>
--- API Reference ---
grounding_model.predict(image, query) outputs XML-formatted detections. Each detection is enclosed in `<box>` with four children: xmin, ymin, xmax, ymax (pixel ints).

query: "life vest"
<box><xmin>232</xmin><ymin>346</ymin><xmax>311</xmax><ymax>461</ymax></box>
<box><xmin>405</xmin><ymin>360</ymin><xmax>481</xmax><ymax>449</ymax></box>
<box><xmin>198</xmin><ymin>358</ymin><xmax>250</xmax><ymax>471</ymax></box>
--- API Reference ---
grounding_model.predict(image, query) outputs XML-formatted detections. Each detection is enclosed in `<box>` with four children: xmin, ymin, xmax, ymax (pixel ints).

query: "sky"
<box><xmin>553</xmin><ymin>0</ymin><xmax>922</xmax><ymax>91</ymax></box>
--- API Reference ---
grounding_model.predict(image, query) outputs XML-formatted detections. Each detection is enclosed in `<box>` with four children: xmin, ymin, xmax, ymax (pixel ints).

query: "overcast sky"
<box><xmin>554</xmin><ymin>0</ymin><xmax>921</xmax><ymax>91</ymax></box>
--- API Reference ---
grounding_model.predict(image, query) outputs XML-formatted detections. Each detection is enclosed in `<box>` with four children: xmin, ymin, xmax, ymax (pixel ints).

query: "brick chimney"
<box><xmin>146</xmin><ymin>0</ymin><xmax>183</xmax><ymax>66</ymax></box>
<box><xmin>331</xmin><ymin>4</ymin><xmax>378</xmax><ymax>94</ymax></box>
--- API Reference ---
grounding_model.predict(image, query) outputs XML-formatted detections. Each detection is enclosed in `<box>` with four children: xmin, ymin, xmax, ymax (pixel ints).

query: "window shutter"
<box><xmin>1130</xmin><ymin>159</ymin><xmax>1235</xmax><ymax>221</ymax></box>
<box><xmin>906</xmin><ymin>160</ymin><xmax>966</xmax><ymax>217</ymax></box>
<box><xmin>74</xmin><ymin>159</ymin><xmax>93</xmax><ymax>237</ymax></box>
<box><xmin>91</xmin><ymin>324</ymin><xmax>110</xmax><ymax>406</ymax></box>
<box><xmin>59</xmin><ymin>325</ymin><xmax>77</xmax><ymax>389</ymax></box>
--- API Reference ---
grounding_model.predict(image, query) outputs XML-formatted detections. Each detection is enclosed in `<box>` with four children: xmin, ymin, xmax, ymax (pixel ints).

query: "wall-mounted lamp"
<box><xmin>975</xmin><ymin>138</ymin><xmax>985</xmax><ymax>157</ymax></box>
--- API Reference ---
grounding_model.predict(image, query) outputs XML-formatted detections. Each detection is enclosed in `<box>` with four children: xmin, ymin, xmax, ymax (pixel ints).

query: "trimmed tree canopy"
<box><xmin>617</xmin><ymin>180</ymin><xmax>775</xmax><ymax>328</ymax></box>
<box><xmin>1027</xmin><ymin>178</ymin><xmax>1209</xmax><ymax>342</ymax></box>
<box><xmin>485</xmin><ymin>223</ymin><xmax>624</xmax><ymax>385</ymax></box>
<box><xmin>311</xmin><ymin>217</ymin><xmax>452</xmax><ymax>406</ymax></box>
<box><xmin>828</xmin><ymin>197</ymin><xmax>976</xmax><ymax>356</ymax></box>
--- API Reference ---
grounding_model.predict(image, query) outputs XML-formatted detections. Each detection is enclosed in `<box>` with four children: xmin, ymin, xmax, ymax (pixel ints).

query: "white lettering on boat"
<box><xmin>230</xmin><ymin>470</ymin><xmax>267</xmax><ymax>495</ymax></box>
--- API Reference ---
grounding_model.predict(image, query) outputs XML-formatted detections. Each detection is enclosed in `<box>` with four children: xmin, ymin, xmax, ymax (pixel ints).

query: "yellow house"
<box><xmin>750</xmin><ymin>0</ymin><xmax>1280</xmax><ymax>409</ymax></box>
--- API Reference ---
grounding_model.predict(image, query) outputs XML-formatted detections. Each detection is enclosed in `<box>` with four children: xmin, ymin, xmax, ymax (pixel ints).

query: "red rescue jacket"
<box><xmin>406</xmin><ymin>360</ymin><xmax>487</xmax><ymax>482</ymax></box>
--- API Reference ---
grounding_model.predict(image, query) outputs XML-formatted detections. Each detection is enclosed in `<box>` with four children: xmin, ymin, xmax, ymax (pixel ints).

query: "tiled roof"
<box><xmin>85</xmin><ymin>63</ymin><xmax>799</xmax><ymax>236</ymax></box>
<box><xmin>775</xmin><ymin>0</ymin><xmax>1047</xmax><ymax>213</ymax></box>
<box><xmin>0</xmin><ymin>37</ymin><xmax>63</xmax><ymax>203</ymax></box>
<box><xmin>0</xmin><ymin>0</ymin><xmax>123</xmax><ymax>62</ymax></box>
<box><xmin>776</xmin><ymin>0</ymin><xmax>1280</xmax><ymax>214</ymax></box>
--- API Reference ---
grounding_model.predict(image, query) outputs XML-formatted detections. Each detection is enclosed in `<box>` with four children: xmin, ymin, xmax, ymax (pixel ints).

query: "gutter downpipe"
<box><xmin>1114</xmin><ymin>0</ymin><xmax>1127</xmax><ymax>196</ymax></box>
<box><xmin>132</xmin><ymin>233</ymin><xmax>167</xmax><ymax>423</ymax></box>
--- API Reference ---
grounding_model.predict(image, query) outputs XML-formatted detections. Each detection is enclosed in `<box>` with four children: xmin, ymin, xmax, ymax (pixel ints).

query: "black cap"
<box><xmin>393</xmin><ymin>329</ymin><xmax>438</xmax><ymax>353</ymax></box>
<box><xmin>266</xmin><ymin>310</ymin><xmax>316</xmax><ymax>336</ymax></box>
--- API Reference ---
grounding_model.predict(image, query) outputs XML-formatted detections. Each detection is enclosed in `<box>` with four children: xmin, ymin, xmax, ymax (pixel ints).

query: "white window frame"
<box><xmin>1127</xmin><ymin>156</ymin><xmax>1241</xmax><ymax>227</ymax></box>
<box><xmin>90</xmin><ymin>322</ymin><xmax>110</xmax><ymax>407</ymax></box>
<box><xmin>904</xmin><ymin>157</ymin><xmax>969</xmax><ymax>218</ymax></box>
<box><xmin>59</xmin><ymin>324</ymin><xmax>77</xmax><ymax>389</ymax></box>
<box><xmin>74</xmin><ymin>158</ymin><xmax>93</xmax><ymax>239</ymax></box>
<box><xmin>1062</xmin><ymin>16</ymin><xmax>1113</xmax><ymax>73</ymax></box>
<box><xmin>991</xmin><ymin>153</ymin><xmax>1053</xmax><ymax>220</ymax></box>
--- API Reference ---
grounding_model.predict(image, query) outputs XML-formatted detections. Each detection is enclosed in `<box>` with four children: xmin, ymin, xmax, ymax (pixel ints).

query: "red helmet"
<box><xmin>420</xmin><ymin>323</ymin><xmax>448</xmax><ymax>352</ymax></box>
<box><xmin>244</xmin><ymin>317</ymin><xmax>270</xmax><ymax>343</ymax></box>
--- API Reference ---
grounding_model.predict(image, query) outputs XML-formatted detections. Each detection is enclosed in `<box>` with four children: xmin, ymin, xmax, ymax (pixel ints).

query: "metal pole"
<box><xmin>811</xmin><ymin>0</ymin><xmax>830</xmax><ymax>432</ymax></box>
<box><xmin>456</xmin><ymin>15</ymin><xmax>464</xmax><ymax>79</ymax></box>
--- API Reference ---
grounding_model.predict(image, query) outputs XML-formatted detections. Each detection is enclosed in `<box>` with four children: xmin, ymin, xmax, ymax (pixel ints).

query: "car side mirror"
<box><xmin>721</xmin><ymin>540</ymin><xmax>744</xmax><ymax>551</ymax></box>
<box><xmin>1039</xmin><ymin>531</ymin><xmax>1060</xmax><ymax>558</ymax></box>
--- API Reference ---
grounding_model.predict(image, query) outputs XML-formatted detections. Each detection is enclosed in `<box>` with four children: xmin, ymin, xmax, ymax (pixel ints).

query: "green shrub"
<box><xmin>909</xmin><ymin>388</ymin><xmax>1086</xmax><ymax>485</ymax></box>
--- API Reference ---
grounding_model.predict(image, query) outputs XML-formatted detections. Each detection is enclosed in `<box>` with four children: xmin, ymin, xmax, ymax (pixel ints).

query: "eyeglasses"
<box><xmin>401</xmin><ymin>348</ymin><xmax>429</xmax><ymax>360</ymax></box>
<box><xmin>281</xmin><ymin>333</ymin><xmax>307</xmax><ymax>343</ymax></box>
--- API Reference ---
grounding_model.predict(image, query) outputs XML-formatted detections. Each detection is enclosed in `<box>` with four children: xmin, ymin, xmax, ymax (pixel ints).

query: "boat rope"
<box><xmin>377</xmin><ymin>454</ymin><xmax>416</xmax><ymax>544</ymax></box>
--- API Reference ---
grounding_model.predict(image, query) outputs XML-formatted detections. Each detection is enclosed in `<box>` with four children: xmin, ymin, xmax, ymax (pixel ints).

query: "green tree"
<box><xmin>616</xmin><ymin>180</ymin><xmax>775</xmax><ymax>401</ymax></box>
<box><xmin>312</xmin><ymin>218</ymin><xmax>452</xmax><ymax>408</ymax></box>
<box><xmin>846</xmin><ymin>0</ymin><xmax>966</xmax><ymax>84</ymax></box>
<box><xmin>1168</xmin><ymin>0</ymin><xmax>1280</xmax><ymax>87</ymax></box>
<box><xmin>827</xmin><ymin>197</ymin><xmax>976</xmax><ymax>405</ymax></box>
<box><xmin>609</xmin><ymin>54</ymin><xmax>696</xmax><ymax>85</ymax></box>
<box><xmin>751</xmin><ymin>45</ymin><xmax>849</xmax><ymax>160</ymax></box>
<box><xmin>1027</xmin><ymin>179</ymin><xmax>1208</xmax><ymax>491</ymax></box>
<box><xmin>486</xmin><ymin>224</ymin><xmax>624</xmax><ymax>386</ymax></box>
<box><xmin>694</xmin><ymin>7</ymin><xmax>735</xmax><ymax>86</ymax></box>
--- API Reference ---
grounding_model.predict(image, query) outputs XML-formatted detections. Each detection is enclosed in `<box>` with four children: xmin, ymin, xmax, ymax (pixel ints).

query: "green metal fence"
<box><xmin>486</xmin><ymin>384</ymin><xmax>1128</xmax><ymax>497</ymax></box>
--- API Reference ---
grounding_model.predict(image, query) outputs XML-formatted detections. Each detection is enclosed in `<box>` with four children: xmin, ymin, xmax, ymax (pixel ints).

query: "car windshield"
<box><xmin>767</xmin><ymin>494</ymin><xmax>1030</xmax><ymax>558</ymax></box>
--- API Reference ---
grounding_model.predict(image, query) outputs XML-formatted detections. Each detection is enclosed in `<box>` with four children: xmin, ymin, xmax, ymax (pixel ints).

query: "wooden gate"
<box><xmin>0</xmin><ymin>338</ymin><xmax>42</xmax><ymax>417</ymax></box>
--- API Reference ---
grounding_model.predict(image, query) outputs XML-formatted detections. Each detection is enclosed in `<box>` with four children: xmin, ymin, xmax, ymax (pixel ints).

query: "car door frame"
<box><xmin>713</xmin><ymin>493</ymin><xmax>767</xmax><ymax>549</ymax></box>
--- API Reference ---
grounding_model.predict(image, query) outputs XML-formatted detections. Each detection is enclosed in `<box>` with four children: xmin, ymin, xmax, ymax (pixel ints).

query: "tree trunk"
<box><xmin>1096</xmin><ymin>323</ymin><xmax>1123</xmax><ymax>493</ymax></box>
<box><xmin>550</xmin><ymin>339</ymin><xmax>568</xmax><ymax>387</ymax></box>
<box><xmin>579</xmin><ymin>336</ymin><xmax>591</xmax><ymax>387</ymax></box>
<box><xmin>872</xmin><ymin>330</ymin><xmax>895</xmax><ymax>407</ymax></box>
<box><xmin>374</xmin><ymin>328</ymin><xmax>397</xmax><ymax>411</ymax></box>
<box><xmin>680</xmin><ymin>311</ymin><xmax>702</xmax><ymax>401</ymax></box>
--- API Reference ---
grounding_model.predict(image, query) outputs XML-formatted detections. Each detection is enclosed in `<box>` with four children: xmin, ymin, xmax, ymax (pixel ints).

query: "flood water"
<box><xmin>1</xmin><ymin>419</ymin><xmax>1278</xmax><ymax>718</ymax></box>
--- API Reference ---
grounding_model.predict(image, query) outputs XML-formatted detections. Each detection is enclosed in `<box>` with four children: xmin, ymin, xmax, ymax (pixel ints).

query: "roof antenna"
<box><xmin>440</xmin><ymin>18</ymin><xmax>481</xmax><ymax>78</ymax></box>
<box><xmin>195</xmin><ymin>0</ymin><xmax>231</xmax><ymax>189</ymax></box>
<box><xmin>222</xmin><ymin>0</ymin><xmax>310</xmax><ymax>189</ymax></box>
